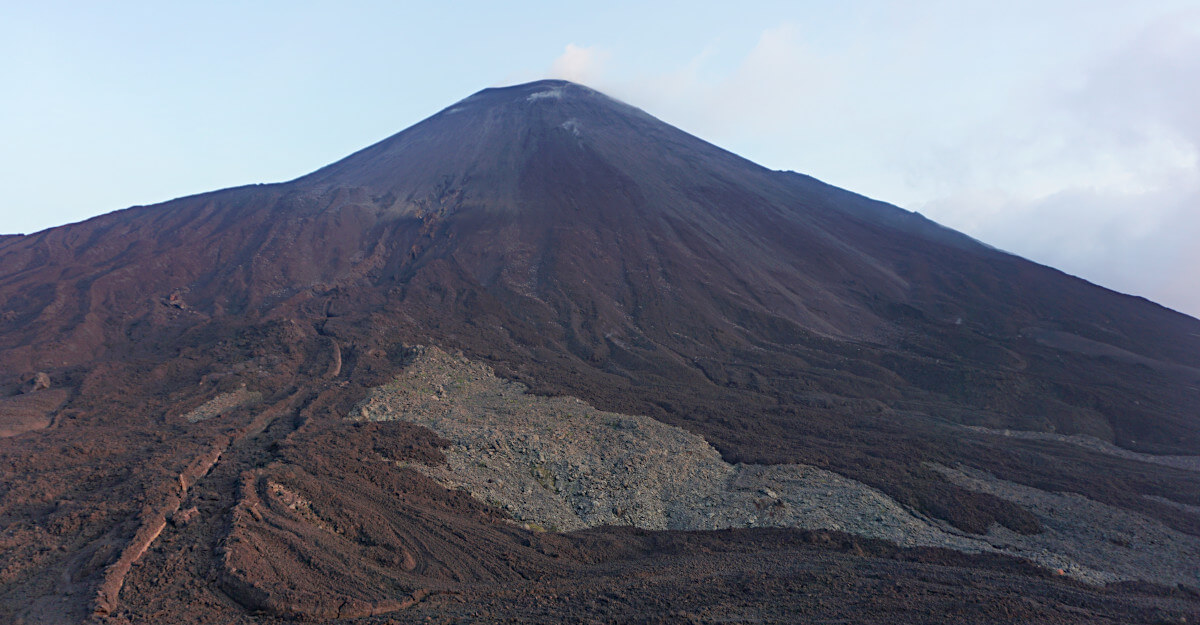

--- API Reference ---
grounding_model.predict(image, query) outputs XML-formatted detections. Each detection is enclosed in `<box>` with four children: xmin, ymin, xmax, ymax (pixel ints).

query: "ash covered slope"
<box><xmin>302</xmin><ymin>79</ymin><xmax>1200</xmax><ymax>366</ymax></box>
<box><xmin>303</xmin><ymin>80</ymin><xmax>1200</xmax><ymax>453</ymax></box>
<box><xmin>0</xmin><ymin>80</ymin><xmax>1199</xmax><ymax>623</ymax></box>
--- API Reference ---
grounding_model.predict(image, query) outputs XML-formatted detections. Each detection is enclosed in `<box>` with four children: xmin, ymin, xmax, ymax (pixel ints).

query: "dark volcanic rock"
<box><xmin>0</xmin><ymin>80</ymin><xmax>1197</xmax><ymax>624</ymax></box>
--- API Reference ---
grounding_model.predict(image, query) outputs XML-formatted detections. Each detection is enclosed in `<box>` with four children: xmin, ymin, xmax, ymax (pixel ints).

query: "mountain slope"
<box><xmin>1</xmin><ymin>80</ymin><xmax>1198</xmax><ymax>623</ymax></box>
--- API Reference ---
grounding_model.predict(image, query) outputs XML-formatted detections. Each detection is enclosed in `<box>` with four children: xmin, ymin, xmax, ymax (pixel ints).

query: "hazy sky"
<box><xmin>2</xmin><ymin>1</ymin><xmax>1197</xmax><ymax>318</ymax></box>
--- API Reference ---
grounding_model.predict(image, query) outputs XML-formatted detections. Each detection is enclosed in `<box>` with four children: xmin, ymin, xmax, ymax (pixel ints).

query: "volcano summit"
<box><xmin>1</xmin><ymin>80</ymin><xmax>1198</xmax><ymax>623</ymax></box>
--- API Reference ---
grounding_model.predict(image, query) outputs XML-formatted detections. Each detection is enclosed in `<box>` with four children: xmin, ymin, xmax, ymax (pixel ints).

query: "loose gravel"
<box><xmin>962</xmin><ymin>425</ymin><xmax>1200</xmax><ymax>472</ymax></box>
<box><xmin>352</xmin><ymin>346</ymin><xmax>1200</xmax><ymax>587</ymax></box>
<box><xmin>182</xmin><ymin>388</ymin><xmax>262</xmax><ymax>423</ymax></box>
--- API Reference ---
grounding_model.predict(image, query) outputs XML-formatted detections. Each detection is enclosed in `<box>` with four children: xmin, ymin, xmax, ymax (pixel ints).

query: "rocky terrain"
<box><xmin>356</xmin><ymin>346</ymin><xmax>1200</xmax><ymax>588</ymax></box>
<box><xmin>1</xmin><ymin>80</ymin><xmax>1198</xmax><ymax>623</ymax></box>
<box><xmin>964</xmin><ymin>425</ymin><xmax>1200</xmax><ymax>472</ymax></box>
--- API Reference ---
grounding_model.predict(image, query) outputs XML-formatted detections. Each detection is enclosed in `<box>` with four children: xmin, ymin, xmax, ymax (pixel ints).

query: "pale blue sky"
<box><xmin>2</xmin><ymin>1</ymin><xmax>1198</xmax><ymax>316</ymax></box>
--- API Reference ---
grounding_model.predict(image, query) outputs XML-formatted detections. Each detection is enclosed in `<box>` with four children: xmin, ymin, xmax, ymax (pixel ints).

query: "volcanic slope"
<box><xmin>0</xmin><ymin>80</ymin><xmax>1198</xmax><ymax>623</ymax></box>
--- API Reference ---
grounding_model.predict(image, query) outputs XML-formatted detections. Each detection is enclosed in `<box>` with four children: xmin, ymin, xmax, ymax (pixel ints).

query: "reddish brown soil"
<box><xmin>1</xmin><ymin>80</ymin><xmax>1198</xmax><ymax>623</ymax></box>
<box><xmin>0</xmin><ymin>389</ymin><xmax>68</xmax><ymax>437</ymax></box>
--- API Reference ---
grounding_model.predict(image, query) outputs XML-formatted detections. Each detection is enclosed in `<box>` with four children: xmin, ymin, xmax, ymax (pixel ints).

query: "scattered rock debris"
<box><xmin>169</xmin><ymin>506</ymin><xmax>199</xmax><ymax>527</ymax></box>
<box><xmin>165</xmin><ymin>288</ymin><xmax>189</xmax><ymax>309</ymax></box>
<box><xmin>963</xmin><ymin>425</ymin><xmax>1200</xmax><ymax>472</ymax></box>
<box><xmin>21</xmin><ymin>371</ymin><xmax>51</xmax><ymax>394</ymax></box>
<box><xmin>352</xmin><ymin>346</ymin><xmax>1200</xmax><ymax>587</ymax></box>
<box><xmin>181</xmin><ymin>388</ymin><xmax>262</xmax><ymax>423</ymax></box>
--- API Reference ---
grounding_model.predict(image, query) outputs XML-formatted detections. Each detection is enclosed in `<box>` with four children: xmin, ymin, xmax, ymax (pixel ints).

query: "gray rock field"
<box><xmin>352</xmin><ymin>346</ymin><xmax>1200</xmax><ymax>587</ymax></box>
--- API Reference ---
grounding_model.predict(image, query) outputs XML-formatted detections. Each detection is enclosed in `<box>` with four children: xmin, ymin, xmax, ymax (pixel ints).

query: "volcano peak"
<box><xmin>458</xmin><ymin>79</ymin><xmax>622</xmax><ymax>108</ymax></box>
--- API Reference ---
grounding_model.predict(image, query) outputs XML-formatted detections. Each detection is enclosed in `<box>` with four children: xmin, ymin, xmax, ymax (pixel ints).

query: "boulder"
<box><xmin>21</xmin><ymin>372</ymin><xmax>50</xmax><ymax>394</ymax></box>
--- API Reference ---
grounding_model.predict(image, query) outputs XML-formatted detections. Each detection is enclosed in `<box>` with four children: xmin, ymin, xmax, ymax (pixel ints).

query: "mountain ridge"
<box><xmin>0</xmin><ymin>79</ymin><xmax>1198</xmax><ymax>623</ymax></box>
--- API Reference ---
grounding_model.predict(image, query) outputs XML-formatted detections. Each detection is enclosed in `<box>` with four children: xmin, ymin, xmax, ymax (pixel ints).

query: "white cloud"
<box><xmin>909</xmin><ymin>12</ymin><xmax>1200</xmax><ymax>317</ymax></box>
<box><xmin>615</xmin><ymin>24</ymin><xmax>844</xmax><ymax>141</ymax></box>
<box><xmin>571</xmin><ymin>14</ymin><xmax>1200</xmax><ymax>318</ymax></box>
<box><xmin>529</xmin><ymin>11</ymin><xmax>1200</xmax><ymax>318</ymax></box>
<box><xmin>548</xmin><ymin>43</ymin><xmax>610</xmax><ymax>84</ymax></box>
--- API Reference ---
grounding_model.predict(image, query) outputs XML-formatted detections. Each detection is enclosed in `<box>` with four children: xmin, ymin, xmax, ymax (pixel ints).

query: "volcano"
<box><xmin>2</xmin><ymin>80</ymin><xmax>1199</xmax><ymax>623</ymax></box>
